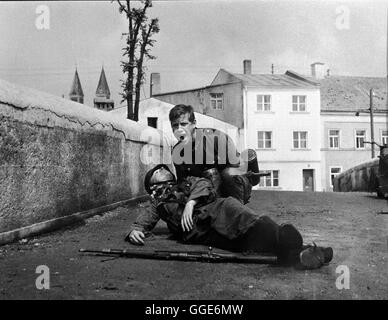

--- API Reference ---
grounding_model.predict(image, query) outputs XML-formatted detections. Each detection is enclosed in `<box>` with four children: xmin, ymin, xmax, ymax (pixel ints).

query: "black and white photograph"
<box><xmin>0</xmin><ymin>0</ymin><xmax>387</xmax><ymax>304</ymax></box>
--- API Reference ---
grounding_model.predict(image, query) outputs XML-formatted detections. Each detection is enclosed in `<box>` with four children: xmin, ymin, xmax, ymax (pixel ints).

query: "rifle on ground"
<box><xmin>79</xmin><ymin>247</ymin><xmax>278</xmax><ymax>265</ymax></box>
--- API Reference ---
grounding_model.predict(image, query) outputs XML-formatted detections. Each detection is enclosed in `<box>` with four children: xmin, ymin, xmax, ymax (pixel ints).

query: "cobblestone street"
<box><xmin>0</xmin><ymin>191</ymin><xmax>387</xmax><ymax>300</ymax></box>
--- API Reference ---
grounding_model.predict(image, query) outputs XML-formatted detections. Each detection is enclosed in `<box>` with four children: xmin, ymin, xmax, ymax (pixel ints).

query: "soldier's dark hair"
<box><xmin>169</xmin><ymin>104</ymin><xmax>196</xmax><ymax>123</ymax></box>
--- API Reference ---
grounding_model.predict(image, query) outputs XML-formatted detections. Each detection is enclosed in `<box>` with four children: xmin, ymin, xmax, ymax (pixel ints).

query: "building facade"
<box><xmin>152</xmin><ymin>61</ymin><xmax>323</xmax><ymax>191</ymax></box>
<box><xmin>318</xmin><ymin>75</ymin><xmax>388</xmax><ymax>191</ymax></box>
<box><xmin>150</xmin><ymin>61</ymin><xmax>388</xmax><ymax>192</ymax></box>
<box><xmin>153</xmin><ymin>79</ymin><xmax>244</xmax><ymax>129</ymax></box>
<box><xmin>243</xmin><ymin>79</ymin><xmax>321</xmax><ymax>192</ymax></box>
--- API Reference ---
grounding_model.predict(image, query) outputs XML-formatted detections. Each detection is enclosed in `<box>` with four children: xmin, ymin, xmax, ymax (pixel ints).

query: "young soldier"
<box><xmin>125</xmin><ymin>164</ymin><xmax>333</xmax><ymax>269</ymax></box>
<box><xmin>169</xmin><ymin>104</ymin><xmax>259</xmax><ymax>205</ymax></box>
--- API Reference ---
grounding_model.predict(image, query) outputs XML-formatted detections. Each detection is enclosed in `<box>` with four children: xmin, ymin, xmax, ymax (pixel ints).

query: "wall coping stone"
<box><xmin>0</xmin><ymin>78</ymin><xmax>168</xmax><ymax>147</ymax></box>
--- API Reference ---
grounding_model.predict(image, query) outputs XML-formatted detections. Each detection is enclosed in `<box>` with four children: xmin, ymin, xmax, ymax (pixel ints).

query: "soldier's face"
<box><xmin>171</xmin><ymin>113</ymin><xmax>196</xmax><ymax>144</ymax></box>
<box><xmin>149</xmin><ymin>167</ymin><xmax>175</xmax><ymax>200</ymax></box>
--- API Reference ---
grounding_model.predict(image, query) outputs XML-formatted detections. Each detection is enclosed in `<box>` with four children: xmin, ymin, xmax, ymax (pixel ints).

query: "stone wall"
<box><xmin>0</xmin><ymin>79</ymin><xmax>171</xmax><ymax>234</ymax></box>
<box><xmin>333</xmin><ymin>158</ymin><xmax>379</xmax><ymax>193</ymax></box>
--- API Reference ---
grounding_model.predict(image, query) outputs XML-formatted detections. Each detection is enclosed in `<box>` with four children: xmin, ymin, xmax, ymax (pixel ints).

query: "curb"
<box><xmin>0</xmin><ymin>194</ymin><xmax>149</xmax><ymax>246</ymax></box>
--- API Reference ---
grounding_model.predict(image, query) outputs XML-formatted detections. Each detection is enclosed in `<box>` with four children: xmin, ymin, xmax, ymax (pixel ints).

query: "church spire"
<box><xmin>95</xmin><ymin>66</ymin><xmax>111</xmax><ymax>99</ymax></box>
<box><xmin>94</xmin><ymin>66</ymin><xmax>114</xmax><ymax>111</ymax></box>
<box><xmin>69</xmin><ymin>69</ymin><xmax>84</xmax><ymax>104</ymax></box>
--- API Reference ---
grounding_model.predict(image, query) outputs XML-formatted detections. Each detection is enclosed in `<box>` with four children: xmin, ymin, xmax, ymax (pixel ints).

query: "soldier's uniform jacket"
<box><xmin>172</xmin><ymin>128</ymin><xmax>240</xmax><ymax>182</ymax></box>
<box><xmin>128</xmin><ymin>175</ymin><xmax>259</xmax><ymax>245</ymax></box>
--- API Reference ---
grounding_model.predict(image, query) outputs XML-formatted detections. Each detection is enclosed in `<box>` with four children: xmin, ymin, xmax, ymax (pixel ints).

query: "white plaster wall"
<box><xmin>245</xmin><ymin>87</ymin><xmax>322</xmax><ymax>191</ymax></box>
<box><xmin>253</xmin><ymin>161</ymin><xmax>322</xmax><ymax>191</ymax></box>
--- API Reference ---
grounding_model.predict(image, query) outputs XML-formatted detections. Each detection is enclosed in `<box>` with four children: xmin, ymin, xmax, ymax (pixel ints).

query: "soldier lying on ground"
<box><xmin>125</xmin><ymin>164</ymin><xmax>333</xmax><ymax>269</ymax></box>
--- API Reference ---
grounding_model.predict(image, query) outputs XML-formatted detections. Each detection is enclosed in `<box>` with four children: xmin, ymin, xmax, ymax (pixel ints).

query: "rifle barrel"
<box><xmin>249</xmin><ymin>172</ymin><xmax>271</xmax><ymax>177</ymax></box>
<box><xmin>79</xmin><ymin>248</ymin><xmax>278</xmax><ymax>264</ymax></box>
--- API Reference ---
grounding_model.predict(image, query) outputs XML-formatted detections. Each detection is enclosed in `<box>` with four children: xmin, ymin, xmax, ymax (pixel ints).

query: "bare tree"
<box><xmin>115</xmin><ymin>0</ymin><xmax>159</xmax><ymax>121</ymax></box>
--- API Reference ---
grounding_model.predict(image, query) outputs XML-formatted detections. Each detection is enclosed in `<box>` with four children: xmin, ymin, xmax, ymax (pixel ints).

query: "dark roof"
<box><xmin>232</xmin><ymin>71</ymin><xmax>318</xmax><ymax>88</ymax></box>
<box><xmin>69</xmin><ymin>69</ymin><xmax>84</xmax><ymax>97</ymax></box>
<box><xmin>318</xmin><ymin>76</ymin><xmax>388</xmax><ymax>112</ymax></box>
<box><xmin>96</xmin><ymin>67</ymin><xmax>111</xmax><ymax>98</ymax></box>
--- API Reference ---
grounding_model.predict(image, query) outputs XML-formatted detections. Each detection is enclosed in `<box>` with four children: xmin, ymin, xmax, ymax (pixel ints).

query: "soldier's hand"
<box><xmin>181</xmin><ymin>200</ymin><xmax>195</xmax><ymax>232</ymax></box>
<box><xmin>150</xmin><ymin>186</ymin><xmax>157</xmax><ymax>199</ymax></box>
<box><xmin>128</xmin><ymin>230</ymin><xmax>145</xmax><ymax>245</ymax></box>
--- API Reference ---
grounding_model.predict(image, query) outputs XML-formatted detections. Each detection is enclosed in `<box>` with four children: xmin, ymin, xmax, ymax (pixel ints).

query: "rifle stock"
<box><xmin>79</xmin><ymin>247</ymin><xmax>278</xmax><ymax>264</ymax></box>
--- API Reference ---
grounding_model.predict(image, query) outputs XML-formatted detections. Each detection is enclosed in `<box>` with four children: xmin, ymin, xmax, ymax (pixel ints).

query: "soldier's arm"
<box><xmin>186</xmin><ymin>176</ymin><xmax>217</xmax><ymax>206</ymax></box>
<box><xmin>181</xmin><ymin>177</ymin><xmax>217</xmax><ymax>232</ymax></box>
<box><xmin>125</xmin><ymin>199</ymin><xmax>160</xmax><ymax>243</ymax></box>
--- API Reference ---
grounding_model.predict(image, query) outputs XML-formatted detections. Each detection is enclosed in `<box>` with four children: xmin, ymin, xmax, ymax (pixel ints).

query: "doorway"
<box><xmin>303</xmin><ymin>169</ymin><xmax>314</xmax><ymax>192</ymax></box>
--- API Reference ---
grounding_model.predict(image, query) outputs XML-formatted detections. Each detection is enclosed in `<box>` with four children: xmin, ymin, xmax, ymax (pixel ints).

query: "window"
<box><xmin>210</xmin><ymin>93</ymin><xmax>223</xmax><ymax>110</ymax></box>
<box><xmin>292</xmin><ymin>95</ymin><xmax>306</xmax><ymax>112</ymax></box>
<box><xmin>259</xmin><ymin>170</ymin><xmax>279</xmax><ymax>187</ymax></box>
<box><xmin>257</xmin><ymin>95</ymin><xmax>271</xmax><ymax>111</ymax></box>
<box><xmin>355</xmin><ymin>130</ymin><xmax>366</xmax><ymax>149</ymax></box>
<box><xmin>257</xmin><ymin>131</ymin><xmax>272</xmax><ymax>149</ymax></box>
<box><xmin>329</xmin><ymin>130</ymin><xmax>340</xmax><ymax>149</ymax></box>
<box><xmin>382</xmin><ymin>130</ymin><xmax>388</xmax><ymax>146</ymax></box>
<box><xmin>293</xmin><ymin>131</ymin><xmax>308</xmax><ymax>149</ymax></box>
<box><xmin>147</xmin><ymin>117</ymin><xmax>158</xmax><ymax>129</ymax></box>
<box><xmin>330</xmin><ymin>167</ymin><xmax>342</xmax><ymax>188</ymax></box>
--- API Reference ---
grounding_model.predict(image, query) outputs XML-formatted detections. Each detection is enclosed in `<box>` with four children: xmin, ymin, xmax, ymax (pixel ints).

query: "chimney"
<box><xmin>311</xmin><ymin>62</ymin><xmax>325</xmax><ymax>79</ymax></box>
<box><xmin>150</xmin><ymin>73</ymin><xmax>161</xmax><ymax>97</ymax></box>
<box><xmin>243</xmin><ymin>60</ymin><xmax>252</xmax><ymax>75</ymax></box>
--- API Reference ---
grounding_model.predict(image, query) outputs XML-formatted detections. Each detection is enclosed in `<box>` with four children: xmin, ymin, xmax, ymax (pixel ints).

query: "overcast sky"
<box><xmin>0</xmin><ymin>0</ymin><xmax>387</xmax><ymax>107</ymax></box>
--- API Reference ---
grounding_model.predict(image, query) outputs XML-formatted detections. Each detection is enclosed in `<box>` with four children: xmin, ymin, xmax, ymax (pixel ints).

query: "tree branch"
<box><xmin>115</xmin><ymin>0</ymin><xmax>158</xmax><ymax>120</ymax></box>
<box><xmin>115</xmin><ymin>0</ymin><xmax>128</xmax><ymax>15</ymax></box>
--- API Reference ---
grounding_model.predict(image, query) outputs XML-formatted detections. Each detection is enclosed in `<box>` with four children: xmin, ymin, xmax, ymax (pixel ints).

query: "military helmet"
<box><xmin>144</xmin><ymin>164</ymin><xmax>176</xmax><ymax>194</ymax></box>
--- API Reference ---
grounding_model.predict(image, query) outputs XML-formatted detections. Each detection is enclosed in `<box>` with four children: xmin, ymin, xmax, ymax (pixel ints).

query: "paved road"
<box><xmin>0</xmin><ymin>191</ymin><xmax>387</xmax><ymax>300</ymax></box>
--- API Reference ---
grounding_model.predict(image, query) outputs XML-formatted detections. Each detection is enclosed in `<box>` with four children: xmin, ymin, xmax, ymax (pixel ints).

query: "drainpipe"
<box><xmin>369</xmin><ymin>88</ymin><xmax>375</xmax><ymax>158</ymax></box>
<box><xmin>243</xmin><ymin>86</ymin><xmax>248</xmax><ymax>150</ymax></box>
